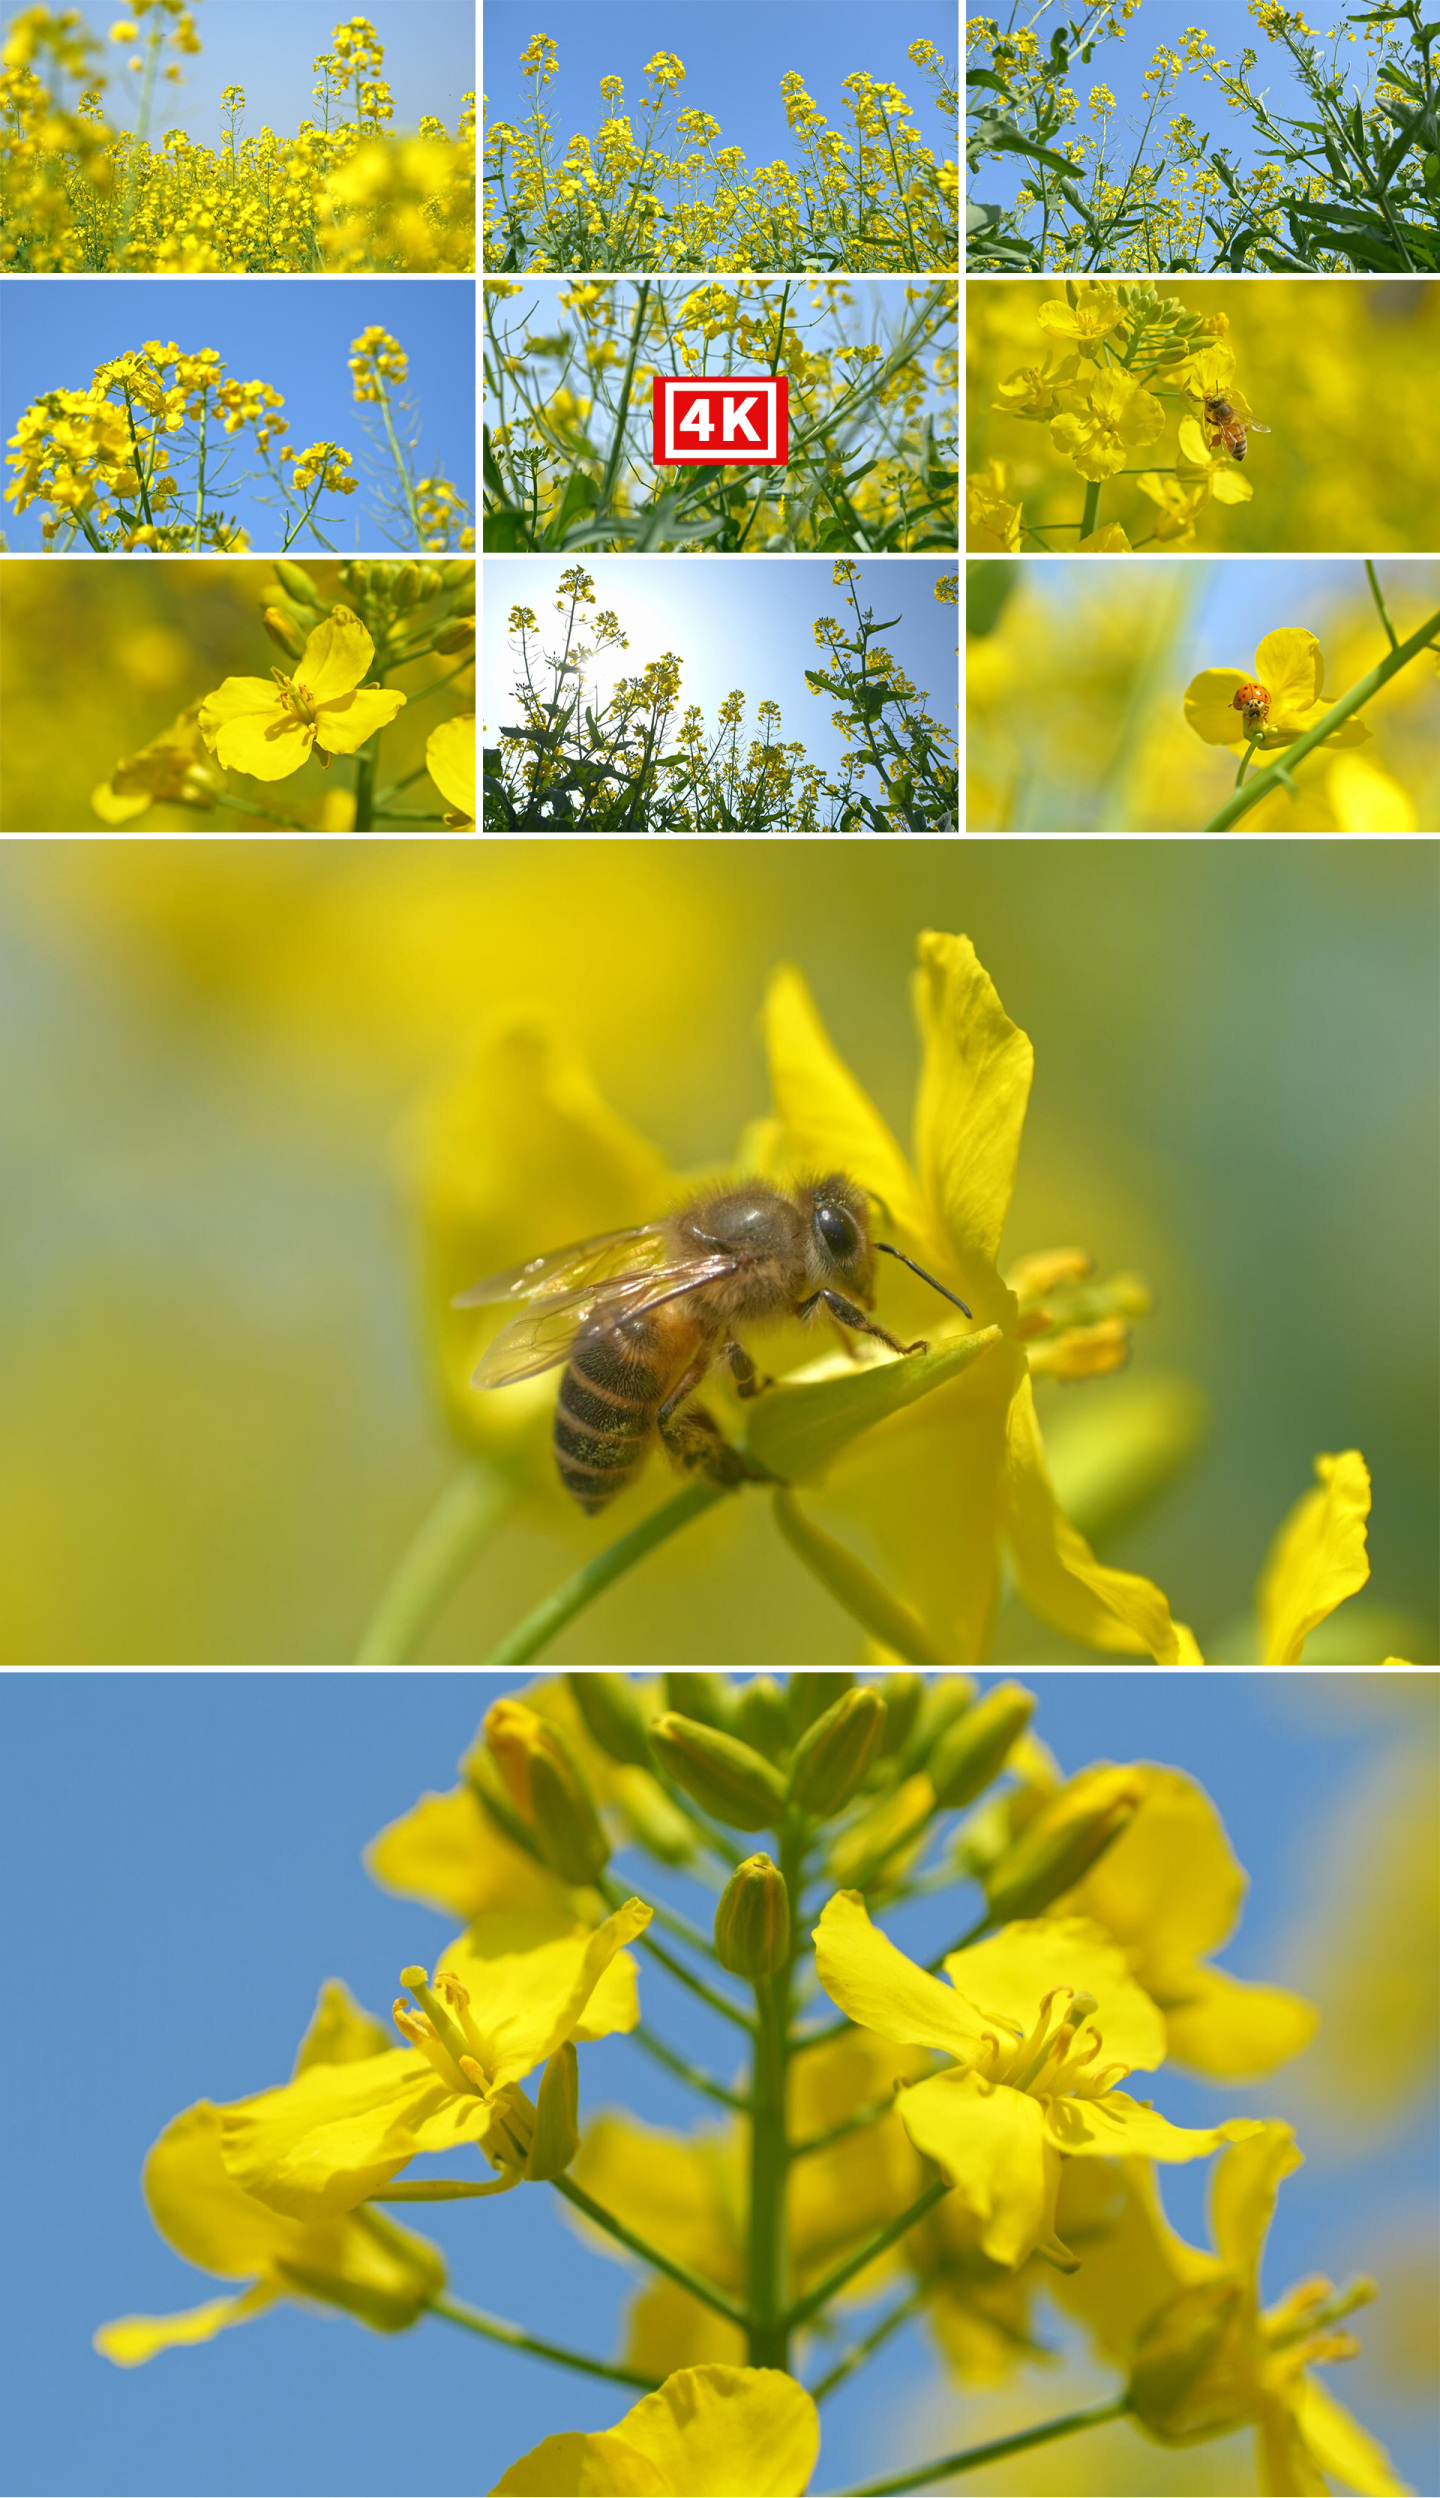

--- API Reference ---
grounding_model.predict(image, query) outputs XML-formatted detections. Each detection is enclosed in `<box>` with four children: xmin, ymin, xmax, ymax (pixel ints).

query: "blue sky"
<box><xmin>483</xmin><ymin>0</ymin><xmax>958</xmax><ymax>164</ymax></box>
<box><xmin>54</xmin><ymin>0</ymin><xmax>474</xmax><ymax>150</ymax></box>
<box><xmin>2</xmin><ymin>1669</ymin><xmax>1434</xmax><ymax>2497</ymax></box>
<box><xmin>0</xmin><ymin>279</ymin><xmax>474</xmax><ymax>554</ymax></box>
<box><xmin>484</xmin><ymin>555</ymin><xmax>959</xmax><ymax>786</ymax></box>
<box><xmin>971</xmin><ymin>0</ymin><xmax>1391</xmax><ymax>218</ymax></box>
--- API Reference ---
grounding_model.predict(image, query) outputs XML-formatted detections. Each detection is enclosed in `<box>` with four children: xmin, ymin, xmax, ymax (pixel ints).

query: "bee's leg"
<box><xmin>658</xmin><ymin>1361</ymin><xmax>765</xmax><ymax>1485</ymax></box>
<box><xmin>724</xmin><ymin>1339</ymin><xmax>772</xmax><ymax>1399</ymax></box>
<box><xmin>797</xmin><ymin>1290</ymin><xmax>927</xmax><ymax>1359</ymax></box>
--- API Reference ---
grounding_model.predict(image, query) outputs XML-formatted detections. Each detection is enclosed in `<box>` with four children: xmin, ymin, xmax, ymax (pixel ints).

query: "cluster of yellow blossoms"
<box><xmin>1</xmin><ymin>9</ymin><xmax>475</xmax><ymax>270</ymax></box>
<box><xmin>349</xmin><ymin>321</ymin><xmax>407</xmax><ymax>400</ymax></box>
<box><xmin>484</xmin><ymin>32</ymin><xmax>956</xmax><ymax>272</ymax></box>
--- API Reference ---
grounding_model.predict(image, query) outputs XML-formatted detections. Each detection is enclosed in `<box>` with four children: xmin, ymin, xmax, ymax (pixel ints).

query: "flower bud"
<box><xmin>876</xmin><ymin>1672</ymin><xmax>924</xmax><ymax>1756</ymax></box>
<box><xmin>788</xmin><ymin>1685</ymin><xmax>886</xmax><ymax>1818</ymax></box>
<box><xmin>714</xmin><ymin>1853</ymin><xmax>791</xmax><ymax>1977</ymax></box>
<box><xmin>566</xmin><ymin>1671</ymin><xmax>652</xmax><ymax>1767</ymax></box>
<box><xmin>985</xmin><ymin>1764</ymin><xmax>1145</xmax><ymax>1922</ymax></box>
<box><xmin>261</xmin><ymin>604</ymin><xmax>305</xmax><ymax>657</ymax></box>
<box><xmin>1128</xmin><ymin>2281</ymin><xmax>1246</xmax><ymax>2441</ymax></box>
<box><xmin>273</xmin><ymin>559</ymin><xmax>321</xmax><ymax>605</ymax></box>
<box><xmin>897</xmin><ymin>1674</ymin><xmax>976</xmax><ymax>1774</ymax></box>
<box><xmin>650</xmin><ymin>1712</ymin><xmax>787</xmax><ymax>1831</ymax></box>
<box><xmin>485</xmin><ymin>1700</ymin><xmax>610</xmax><ymax>1884</ymax></box>
<box><xmin>440</xmin><ymin>559</ymin><xmax>473</xmax><ymax>588</ymax></box>
<box><xmin>735</xmin><ymin>1674</ymin><xmax>789</xmax><ymax>1762</ymax></box>
<box><xmin>613</xmin><ymin>1773</ymin><xmax>695</xmax><ymax>1866</ymax></box>
<box><xmin>417</xmin><ymin>565</ymin><xmax>445</xmax><ymax>598</ymax></box>
<box><xmin>664</xmin><ymin>1672</ymin><xmax>737</xmax><ymax>1732</ymax></box>
<box><xmin>434</xmin><ymin>618</ymin><xmax>476</xmax><ymax>654</ymax></box>
<box><xmin>928</xmin><ymin>1682</ymin><xmax>1035</xmax><ymax>1811</ymax></box>
<box><xmin>465</xmin><ymin>1747</ymin><xmax>548</xmax><ymax>1863</ymax></box>
<box><xmin>390</xmin><ymin>561</ymin><xmax>422</xmax><ymax>608</ymax></box>
<box><xmin>786</xmin><ymin>1671</ymin><xmax>854</xmax><ymax>1740</ymax></box>
<box><xmin>524</xmin><ymin>2042</ymin><xmax>580</xmax><ymax>2180</ymax></box>
<box><xmin>447</xmin><ymin>576</ymin><xmax>477</xmax><ymax>615</ymax></box>
<box><xmin>341</xmin><ymin>560</ymin><xmax>372</xmax><ymax>595</ymax></box>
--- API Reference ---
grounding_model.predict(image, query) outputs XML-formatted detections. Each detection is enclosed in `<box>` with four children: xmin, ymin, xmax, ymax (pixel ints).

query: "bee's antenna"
<box><xmin>875</xmin><ymin>1240</ymin><xmax>972</xmax><ymax>1318</ymax></box>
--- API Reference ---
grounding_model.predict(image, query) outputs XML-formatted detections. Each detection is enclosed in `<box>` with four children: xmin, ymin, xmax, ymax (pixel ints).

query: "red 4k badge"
<box><xmin>653</xmin><ymin>375</ymin><xmax>789</xmax><ymax>466</ymax></box>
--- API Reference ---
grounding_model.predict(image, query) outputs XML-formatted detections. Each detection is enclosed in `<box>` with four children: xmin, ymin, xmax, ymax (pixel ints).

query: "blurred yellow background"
<box><xmin>0</xmin><ymin>560</ymin><xmax>469</xmax><ymax>833</ymax></box>
<box><xmin>967</xmin><ymin>279</ymin><xmax>1440</xmax><ymax>555</ymax></box>
<box><xmin>0</xmin><ymin>838</ymin><xmax>1433</xmax><ymax>1665</ymax></box>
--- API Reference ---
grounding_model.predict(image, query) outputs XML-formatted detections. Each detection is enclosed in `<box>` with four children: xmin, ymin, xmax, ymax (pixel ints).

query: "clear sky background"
<box><xmin>60</xmin><ymin>0</ymin><xmax>475</xmax><ymax>150</ymax></box>
<box><xmin>484</xmin><ymin>555</ymin><xmax>959</xmax><ymax>782</ymax></box>
<box><xmin>0</xmin><ymin>279</ymin><xmax>475</xmax><ymax>553</ymax></box>
<box><xmin>2</xmin><ymin>1669</ymin><xmax>1434</xmax><ymax>2497</ymax></box>
<box><xmin>483</xmin><ymin>0</ymin><xmax>958</xmax><ymax>168</ymax></box>
<box><xmin>970</xmin><ymin>0</ymin><xmax>1390</xmax><ymax>218</ymax></box>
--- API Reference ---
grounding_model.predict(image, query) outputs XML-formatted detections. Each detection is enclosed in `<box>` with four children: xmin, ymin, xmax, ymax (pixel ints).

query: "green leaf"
<box><xmin>483</xmin><ymin>510</ymin><xmax>532</xmax><ymax>550</ymax></box>
<box><xmin>965</xmin><ymin>69</ymin><xmax>1013</xmax><ymax>96</ymax></box>
<box><xmin>992</xmin><ymin>131</ymin><xmax>1083</xmax><ymax>180</ymax></box>
<box><xmin>745</xmin><ymin>1328</ymin><xmax>1000</xmax><ymax>1483</ymax></box>
<box><xmin>967</xmin><ymin>562</ymin><xmax>1016</xmax><ymax>639</ymax></box>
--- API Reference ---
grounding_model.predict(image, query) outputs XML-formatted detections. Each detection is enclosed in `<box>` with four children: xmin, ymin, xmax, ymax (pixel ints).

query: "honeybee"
<box><xmin>455</xmin><ymin>1176</ymin><xmax>973</xmax><ymax>1513</ymax></box>
<box><xmin>1202</xmin><ymin>392</ymin><xmax>1270</xmax><ymax>463</ymax></box>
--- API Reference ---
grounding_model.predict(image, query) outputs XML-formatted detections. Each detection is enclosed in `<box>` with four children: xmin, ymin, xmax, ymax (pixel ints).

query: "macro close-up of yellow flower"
<box><xmin>1183</xmin><ymin>627</ymin><xmax>1371</xmax><ymax>753</ymax></box>
<box><xmin>198</xmin><ymin>606</ymin><xmax>406</xmax><ymax>781</ymax></box>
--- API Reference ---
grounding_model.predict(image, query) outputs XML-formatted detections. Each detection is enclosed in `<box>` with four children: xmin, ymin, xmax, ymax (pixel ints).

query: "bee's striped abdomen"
<box><xmin>554</xmin><ymin>1318</ymin><xmax>661</xmax><ymax>1512</ymax></box>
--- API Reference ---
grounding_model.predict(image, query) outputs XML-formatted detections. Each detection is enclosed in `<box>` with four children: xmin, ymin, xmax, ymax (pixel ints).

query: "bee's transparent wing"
<box><xmin>453</xmin><ymin>1224</ymin><xmax>669</xmax><ymax>1309</ymax></box>
<box><xmin>470</xmin><ymin>1255</ymin><xmax>741</xmax><ymax>1388</ymax></box>
<box><xmin>1245</xmin><ymin>419</ymin><xmax>1271</xmax><ymax>433</ymax></box>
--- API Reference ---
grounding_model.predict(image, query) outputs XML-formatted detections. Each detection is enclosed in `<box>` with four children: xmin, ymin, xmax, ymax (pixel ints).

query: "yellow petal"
<box><xmin>912</xmin><ymin>931</ymin><xmax>1033</xmax><ymax>1302</ymax></box>
<box><xmin>1257</xmin><ymin>1450</ymin><xmax>1372</xmax><ymax>1664</ymax></box>
<box><xmin>1289</xmin><ymin>2372</ymin><xmax>1411</xmax><ymax>2498</ymax></box>
<box><xmin>1184</xmin><ymin>667</ymin><xmax>1252</xmax><ymax>746</ymax></box>
<box><xmin>94</xmin><ymin>2284</ymin><xmax>273</xmax><ymax>2367</ymax></box>
<box><xmin>1254</xmin><ymin>627</ymin><xmax>1323</xmax><ymax>715</ymax></box>
<box><xmin>493</xmin><ymin>2430</ymin><xmax>667</xmax><ymax>2494</ymax></box>
<box><xmin>1279</xmin><ymin>697</ymin><xmax>1372</xmax><ymax>751</ymax></box>
<box><xmin>1054</xmin><ymin>1764</ymin><xmax>1242</xmax><ymax>1967</ymax></box>
<box><xmin>200</xmin><ymin>677</ymin><xmax>313</xmax><ymax>781</ymax></box>
<box><xmin>298</xmin><ymin>604</ymin><xmax>375</xmax><ymax>702</ymax></box>
<box><xmin>218</xmin><ymin>2053</ymin><xmax>467</xmax><ymax>2219</ymax></box>
<box><xmin>291</xmin><ymin>1977</ymin><xmax>394</xmax><ymax>2074</ymax></box>
<box><xmin>1160</xmin><ymin>1966</ymin><xmax>1317</xmax><ymax>2082</ymax></box>
<box><xmin>620</xmin><ymin>2282</ymin><xmax>745</xmax><ymax>2377</ymax></box>
<box><xmin>762</xmin><ymin>964</ymin><xmax>930</xmax><ymax>1248</ymax></box>
<box><xmin>1327</xmin><ymin>752</ymin><xmax>1417</xmax><ymax>832</ymax></box>
<box><xmin>91</xmin><ymin>777</ymin><xmax>153</xmax><ymax>825</ymax></box>
<box><xmin>1049</xmin><ymin>2159</ymin><xmax>1220</xmax><ymax>2364</ymax></box>
<box><xmin>606</xmin><ymin>2365</ymin><xmax>820</xmax><ymax>2496</ymax></box>
<box><xmin>1043</xmin><ymin>2093</ymin><xmax>1260</xmax><ymax>2165</ymax></box>
<box><xmin>944</xmin><ymin>1915</ymin><xmax>1167</xmax><ymax>2072</ymax></box>
<box><xmin>314</xmin><ymin>683</ymin><xmax>407</xmax><ymax>755</ymax></box>
<box><xmin>1209</xmin><ymin>2119</ymin><xmax>1303</xmax><ymax>2287</ymax></box>
<box><xmin>366</xmin><ymin>1784</ymin><xmax>568</xmax><ymax>1922</ymax></box>
<box><xmin>1208</xmin><ymin>467</ymin><xmax>1253</xmax><ymax>505</ymax></box>
<box><xmin>1002</xmin><ymin>1374</ymin><xmax>1202</xmax><ymax>1662</ymax></box>
<box><xmin>813</xmin><ymin>1889</ymin><xmax>986</xmax><ymax>2061</ymax></box>
<box><xmin>436</xmin><ymin>1896</ymin><xmax>650</xmax><ymax>2088</ymax></box>
<box><xmin>898</xmin><ymin>2069</ymin><xmax>1055</xmax><ymax>2267</ymax></box>
<box><xmin>428</xmin><ymin>715</ymin><xmax>476</xmax><ymax>820</ymax></box>
<box><xmin>144</xmin><ymin>2101</ymin><xmax>309</xmax><ymax>2277</ymax></box>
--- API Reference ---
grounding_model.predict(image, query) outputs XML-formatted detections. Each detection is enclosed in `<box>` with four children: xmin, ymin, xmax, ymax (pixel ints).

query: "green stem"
<box><xmin>1366</xmin><ymin>558</ymin><xmax>1399</xmax><ymax>650</ymax></box>
<box><xmin>842</xmin><ymin>2397</ymin><xmax>1132</xmax><ymax>2495</ymax></box>
<box><xmin>207</xmin><ymin>788</ymin><xmax>313</xmax><ymax>830</ymax></box>
<box><xmin>192</xmin><ymin>394</ymin><xmax>207</xmax><ymax>540</ymax></box>
<box><xmin>810</xmin><ymin>2277</ymin><xmax>931</xmax><ymax>2403</ymax></box>
<box><xmin>1202</xmin><ymin>601</ymin><xmax>1440</xmax><ymax>830</ymax></box>
<box><xmin>353</xmin><ymin>730</ymin><xmax>379</xmax><ymax>832</ymax></box>
<box><xmin>784</xmin><ymin>2178</ymin><xmax>951</xmax><ymax>2334</ymax></box>
<box><xmin>1235</xmin><ymin>735</ymin><xmax>1259</xmax><ymax>788</ymax></box>
<box><xmin>551</xmin><ymin>2175</ymin><xmax>749</xmax><ymax>2329</ymax></box>
<box><xmin>428</xmin><ymin>2291</ymin><xmax>660</xmax><ymax>2390</ymax></box>
<box><xmin>485</xmin><ymin>1478</ymin><xmax>729</xmax><ymax>1664</ymax></box>
<box><xmin>628</xmin><ymin>2021</ymin><xmax>749</xmax><ymax>2111</ymax></box>
<box><xmin>746</xmin><ymin>1825</ymin><xmax>800</xmax><ymax>2367</ymax></box>
<box><xmin>377</xmin><ymin>384</ymin><xmax>424</xmax><ymax>545</ymax></box>
<box><xmin>354</xmin><ymin>1462</ymin><xmax>510</xmax><ymax>1663</ymax></box>
<box><xmin>1079</xmin><ymin>478</ymin><xmax>1101</xmax><ymax>543</ymax></box>
<box><xmin>594</xmin><ymin>279</ymin><xmax>649</xmax><ymax>527</ymax></box>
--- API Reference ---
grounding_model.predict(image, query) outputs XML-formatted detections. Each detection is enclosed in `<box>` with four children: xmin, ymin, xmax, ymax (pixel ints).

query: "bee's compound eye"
<box><xmin>814</xmin><ymin>1200</ymin><xmax>860</xmax><ymax>1260</ymax></box>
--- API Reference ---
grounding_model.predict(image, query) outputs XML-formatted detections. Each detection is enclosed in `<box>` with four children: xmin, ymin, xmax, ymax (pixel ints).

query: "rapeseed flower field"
<box><xmin>485</xmin><ymin>276</ymin><xmax>957</xmax><ymax>555</ymax></box>
<box><xmin>0</xmin><ymin>5</ymin><xmax>475</xmax><ymax>269</ymax></box>
<box><xmin>485</xmin><ymin>31</ymin><xmax>958</xmax><ymax>272</ymax></box>
<box><xmin>967</xmin><ymin>276</ymin><xmax>1440</xmax><ymax>556</ymax></box>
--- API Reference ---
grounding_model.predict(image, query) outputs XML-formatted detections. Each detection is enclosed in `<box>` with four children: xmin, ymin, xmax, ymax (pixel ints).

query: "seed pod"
<box><xmin>485</xmin><ymin>1700</ymin><xmax>610</xmax><ymax>1884</ymax></box>
<box><xmin>876</xmin><ymin>1672</ymin><xmax>924</xmax><ymax>1756</ymax></box>
<box><xmin>273</xmin><ymin>559</ymin><xmax>321</xmax><ymax>606</ymax></box>
<box><xmin>786</xmin><ymin>1672</ymin><xmax>855</xmax><ymax>1740</ymax></box>
<box><xmin>985</xmin><ymin>1766</ymin><xmax>1144</xmax><ymax>1922</ymax></box>
<box><xmin>928</xmin><ymin>1682</ymin><xmax>1035</xmax><ymax>1812</ymax></box>
<box><xmin>735</xmin><ymin>1674</ymin><xmax>789</xmax><ymax>1762</ymax></box>
<box><xmin>566</xmin><ymin>1672</ymin><xmax>652</xmax><ymax>1767</ymax></box>
<box><xmin>788</xmin><ymin>1686</ymin><xmax>886</xmax><ymax>1818</ymax></box>
<box><xmin>391</xmin><ymin>561</ymin><xmax>422</xmax><ymax>608</ymax></box>
<box><xmin>714</xmin><ymin>1853</ymin><xmax>791</xmax><ymax>1977</ymax></box>
<box><xmin>650</xmin><ymin>1712</ymin><xmax>788</xmax><ymax>1831</ymax></box>
<box><xmin>664</xmin><ymin>1672</ymin><xmax>737</xmax><ymax>1732</ymax></box>
<box><xmin>524</xmin><ymin>2042</ymin><xmax>580</xmax><ymax>2180</ymax></box>
<box><xmin>261</xmin><ymin>605</ymin><xmax>305</xmax><ymax>657</ymax></box>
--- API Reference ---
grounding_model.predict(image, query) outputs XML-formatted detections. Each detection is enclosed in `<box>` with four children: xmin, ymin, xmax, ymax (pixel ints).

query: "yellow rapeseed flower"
<box><xmin>493</xmin><ymin>2365</ymin><xmax>820</xmax><ymax>2496</ymax></box>
<box><xmin>198</xmin><ymin>606</ymin><xmax>405</xmax><ymax>781</ymax></box>
<box><xmin>1183</xmin><ymin>627</ymin><xmax>1371</xmax><ymax>753</ymax></box>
